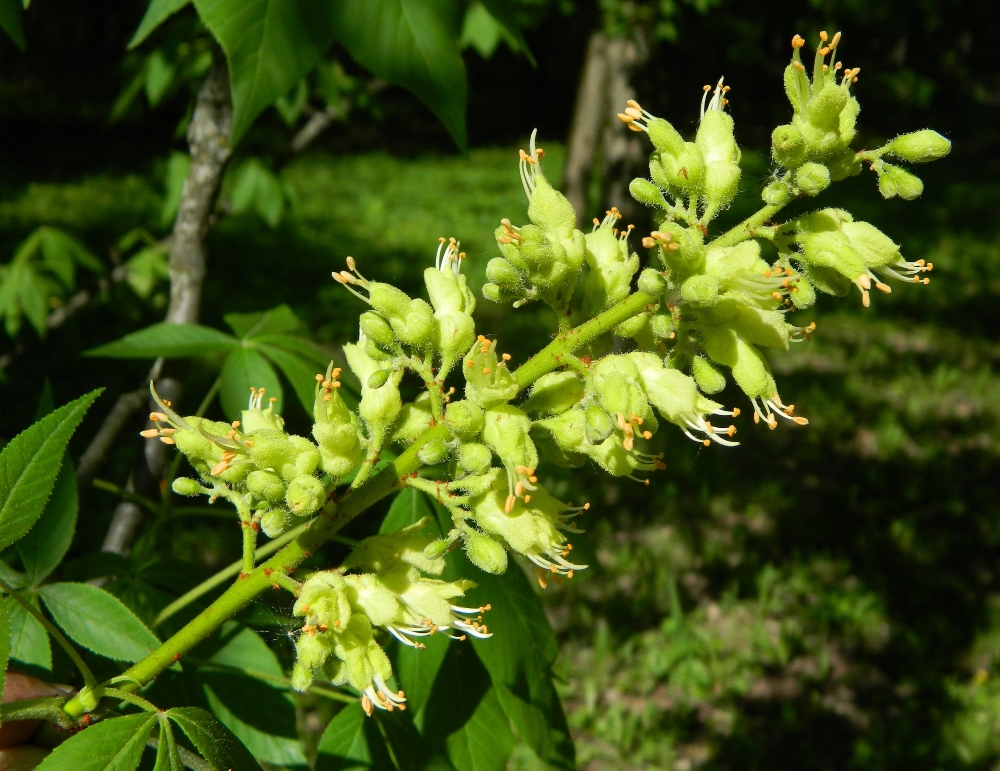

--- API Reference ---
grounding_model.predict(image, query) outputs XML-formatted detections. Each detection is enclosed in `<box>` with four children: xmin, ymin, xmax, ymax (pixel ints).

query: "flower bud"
<box><xmin>286</xmin><ymin>475</ymin><xmax>325</xmax><ymax>517</ymax></box>
<box><xmin>771</xmin><ymin>124</ymin><xmax>807</xmax><ymax>168</ymax></box>
<box><xmin>367</xmin><ymin>368</ymin><xmax>391</xmax><ymax>389</ymax></box>
<box><xmin>762</xmin><ymin>181</ymin><xmax>792</xmax><ymax>206</ymax></box>
<box><xmin>464</xmin><ymin>337</ymin><xmax>518</xmax><ymax>408</ymax></box>
<box><xmin>171</xmin><ymin>477</ymin><xmax>205</xmax><ymax>497</ymax></box>
<box><xmin>638</xmin><ymin>268</ymin><xmax>668</xmax><ymax>296</ymax></box>
<box><xmin>247</xmin><ymin>430</ymin><xmax>299</xmax><ymax>481</ymax></box>
<box><xmin>418</xmin><ymin>438</ymin><xmax>450</xmax><ymax>466</ymax></box>
<box><xmin>462</xmin><ymin>526</ymin><xmax>508</xmax><ymax>575</ymax></box>
<box><xmin>482</xmin><ymin>405</ymin><xmax>537</xmax><ymax>472</ymax></box>
<box><xmin>458</xmin><ymin>442</ymin><xmax>493</xmax><ymax>476</ymax></box>
<box><xmin>629</xmin><ymin>178</ymin><xmax>669</xmax><ymax>210</ymax></box>
<box><xmin>289</xmin><ymin>436</ymin><xmax>320</xmax><ymax>476</ymax></box>
<box><xmin>885</xmin><ymin>130</ymin><xmax>951</xmax><ymax>163</ymax></box>
<box><xmin>435</xmin><ymin>311</ymin><xmax>476</xmax><ymax>374</ymax></box>
<box><xmin>582</xmin><ymin>221</ymin><xmax>639</xmax><ymax>318</ymax></box>
<box><xmin>423</xmin><ymin>266</ymin><xmax>466</xmax><ymax>316</ymax></box>
<box><xmin>390</xmin><ymin>299</ymin><xmax>435</xmax><ymax>348</ymax></box>
<box><xmin>241</xmin><ymin>402</ymin><xmax>284</xmax><ymax>435</ymax></box>
<box><xmin>291</xmin><ymin>662</ymin><xmax>314</xmax><ymax>692</ymax></box>
<box><xmin>482</xmin><ymin>282</ymin><xmax>523</xmax><ymax>305</ymax></box>
<box><xmin>345</xmin><ymin>342</ymin><xmax>403</xmax><ymax>445</ymax></box>
<box><xmin>681</xmin><ymin>274</ymin><xmax>720</xmax><ymax>307</ymax></box>
<box><xmin>615</xmin><ymin>313</ymin><xmax>648</xmax><ymax>340</ymax></box>
<box><xmin>647</xmin><ymin>117</ymin><xmax>685</xmax><ymax>156</ymax></box>
<box><xmin>295</xmin><ymin>570</ymin><xmax>352</xmax><ymax>630</ymax></box>
<box><xmin>446</xmin><ymin>399</ymin><xmax>485</xmax><ymax>440</ymax></box>
<box><xmin>791</xmin><ymin>276</ymin><xmax>816</xmax><ymax>309</ymax></box>
<box><xmin>389</xmin><ymin>397</ymin><xmax>434</xmax><ymax>444</ymax></box>
<box><xmin>313</xmin><ymin>368</ymin><xmax>362</xmax><ymax>479</ymax></box>
<box><xmin>367</xmin><ymin>282</ymin><xmax>412</xmax><ymax>322</ymax></box>
<box><xmin>650</xmin><ymin>312</ymin><xmax>674</xmax><ymax>339</ymax></box>
<box><xmin>696</xmin><ymin>110</ymin><xmax>741</xmax><ymax>221</ymax></box>
<box><xmin>702</xmin><ymin>327</ymin><xmax>776</xmax><ymax>404</ymax></box>
<box><xmin>522</xmin><ymin>371</ymin><xmax>584</xmax><ymax>417</ymax></box>
<box><xmin>877</xmin><ymin>163</ymin><xmax>924</xmax><ymax>200</ymax></box>
<box><xmin>343</xmin><ymin>518</ymin><xmax>444</xmax><ymax>575</ymax></box>
<box><xmin>654</xmin><ymin>221</ymin><xmax>705</xmax><ymax>277</ymax></box>
<box><xmin>260</xmin><ymin>507</ymin><xmax>294</xmax><ymax>538</ymax></box>
<box><xmin>486</xmin><ymin>258</ymin><xmax>523</xmax><ymax>290</ymax></box>
<box><xmin>359</xmin><ymin>311</ymin><xmax>396</xmax><ymax>350</ymax></box>
<box><xmin>584</xmin><ymin>403</ymin><xmax>614</xmax><ymax>444</ymax></box>
<box><xmin>247</xmin><ymin>470</ymin><xmax>286</xmax><ymax>503</ymax></box>
<box><xmin>826</xmin><ymin>149</ymin><xmax>863</xmax><ymax>181</ymax></box>
<box><xmin>527</xmin><ymin>176</ymin><xmax>576</xmax><ymax>238</ymax></box>
<box><xmin>794</xmin><ymin>162</ymin><xmax>830</xmax><ymax>196</ymax></box>
<box><xmin>364</xmin><ymin>339</ymin><xmax>392</xmax><ymax>361</ymax></box>
<box><xmin>692</xmin><ymin>356</ymin><xmax>726</xmax><ymax>394</ymax></box>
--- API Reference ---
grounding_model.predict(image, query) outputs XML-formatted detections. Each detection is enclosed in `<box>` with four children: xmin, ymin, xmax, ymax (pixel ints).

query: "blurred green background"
<box><xmin>1</xmin><ymin>0</ymin><xmax>999</xmax><ymax>768</ymax></box>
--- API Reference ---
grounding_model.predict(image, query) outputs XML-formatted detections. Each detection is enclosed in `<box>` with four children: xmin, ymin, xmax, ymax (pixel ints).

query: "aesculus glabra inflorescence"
<box><xmin>153</xmin><ymin>30</ymin><xmax>949</xmax><ymax>717</ymax></box>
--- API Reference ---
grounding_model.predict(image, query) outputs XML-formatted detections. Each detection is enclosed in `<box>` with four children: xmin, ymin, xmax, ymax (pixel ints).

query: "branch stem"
<box><xmin>708</xmin><ymin>203</ymin><xmax>785</xmax><ymax>250</ymax></box>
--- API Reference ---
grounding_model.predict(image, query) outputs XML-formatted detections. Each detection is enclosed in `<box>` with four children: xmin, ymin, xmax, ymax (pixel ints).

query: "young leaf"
<box><xmin>152</xmin><ymin>719</ymin><xmax>185</xmax><ymax>771</ymax></box>
<box><xmin>16</xmin><ymin>457</ymin><xmax>78</xmax><ymax>585</ymax></box>
<box><xmin>0</xmin><ymin>0</ymin><xmax>25</xmax><ymax>51</ymax></box>
<box><xmin>476</xmin><ymin>0</ymin><xmax>533</xmax><ymax>64</ymax></box>
<box><xmin>129</xmin><ymin>0</ymin><xmax>192</xmax><ymax>49</ymax></box>
<box><xmin>315</xmin><ymin>702</ymin><xmax>395</xmax><ymax>771</ymax></box>
<box><xmin>0</xmin><ymin>600</ymin><xmax>9</xmax><ymax>727</ymax></box>
<box><xmin>329</xmin><ymin>0</ymin><xmax>468</xmax><ymax>151</ymax></box>
<box><xmin>39</xmin><ymin>582</ymin><xmax>160</xmax><ymax>662</ymax></box>
<box><xmin>33</xmin><ymin>712</ymin><xmax>158</xmax><ymax>771</ymax></box>
<box><xmin>422</xmin><ymin>643</ymin><xmax>513</xmax><ymax>771</ymax></box>
<box><xmin>167</xmin><ymin>706</ymin><xmax>263</xmax><ymax>771</ymax></box>
<box><xmin>381</xmin><ymin>487</ymin><xmax>438</xmax><ymax>535</ymax></box>
<box><xmin>0</xmin><ymin>389</ymin><xmax>101</xmax><ymax>552</ymax></box>
<box><xmin>192</xmin><ymin>0</ymin><xmax>336</xmax><ymax>146</ymax></box>
<box><xmin>219</xmin><ymin>346</ymin><xmax>283</xmax><ymax>420</ymax></box>
<box><xmin>4</xmin><ymin>593</ymin><xmax>52</xmax><ymax>671</ymax></box>
<box><xmin>84</xmin><ymin>323</ymin><xmax>239</xmax><ymax>359</ymax></box>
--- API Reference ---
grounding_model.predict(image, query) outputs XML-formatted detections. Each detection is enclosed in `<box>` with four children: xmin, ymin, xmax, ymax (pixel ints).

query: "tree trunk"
<box><xmin>99</xmin><ymin>60</ymin><xmax>233</xmax><ymax>557</ymax></box>
<box><xmin>562</xmin><ymin>23</ymin><xmax>651</xmax><ymax>228</ymax></box>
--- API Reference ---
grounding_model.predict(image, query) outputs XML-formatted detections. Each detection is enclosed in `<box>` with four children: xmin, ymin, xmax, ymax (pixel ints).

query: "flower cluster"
<box><xmin>153</xmin><ymin>29</ymin><xmax>949</xmax><ymax>713</ymax></box>
<box><xmin>290</xmin><ymin>518</ymin><xmax>490</xmax><ymax>714</ymax></box>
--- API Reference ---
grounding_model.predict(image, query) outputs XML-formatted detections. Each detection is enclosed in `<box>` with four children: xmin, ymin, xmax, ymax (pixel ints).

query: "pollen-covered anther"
<box><xmin>791</xmin><ymin>34</ymin><xmax>805</xmax><ymax>48</ymax></box>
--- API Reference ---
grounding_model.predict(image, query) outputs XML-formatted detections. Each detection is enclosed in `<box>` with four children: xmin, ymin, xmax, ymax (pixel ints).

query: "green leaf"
<box><xmin>253</xmin><ymin>333</ymin><xmax>332</xmax><ymax>368</ymax></box>
<box><xmin>160</xmin><ymin>151</ymin><xmax>191</xmax><ymax>228</ymax></box>
<box><xmin>229</xmin><ymin>158</ymin><xmax>285</xmax><ymax>228</ymax></box>
<box><xmin>0</xmin><ymin>0</ymin><xmax>25</xmax><ymax>51</ymax></box>
<box><xmin>192</xmin><ymin>0</ymin><xmax>336</xmax><ymax>146</ymax></box>
<box><xmin>257</xmin><ymin>341</ymin><xmax>322</xmax><ymax>413</ymax></box>
<box><xmin>4</xmin><ymin>592</ymin><xmax>52</xmax><ymax>671</ymax></box>
<box><xmin>329</xmin><ymin>0</ymin><xmax>468</xmax><ymax>151</ymax></box>
<box><xmin>153</xmin><ymin>719</ymin><xmax>185</xmax><ymax>771</ymax></box>
<box><xmin>197</xmin><ymin>625</ymin><xmax>306</xmax><ymax>765</ymax></box>
<box><xmin>422</xmin><ymin>643</ymin><xmax>513</xmax><ymax>771</ymax></box>
<box><xmin>34</xmin><ymin>712</ymin><xmax>157</xmax><ymax>771</ymax></box>
<box><xmin>129</xmin><ymin>0</ymin><xmax>192</xmax><ymax>48</ymax></box>
<box><xmin>315</xmin><ymin>702</ymin><xmax>395</xmax><ymax>771</ymax></box>
<box><xmin>441</xmin><ymin>541</ymin><xmax>574</xmax><ymax>769</ymax></box>
<box><xmin>376</xmin><ymin>711</ymin><xmax>457</xmax><ymax>771</ymax></box>
<box><xmin>0</xmin><ymin>389</ymin><xmax>101</xmax><ymax>552</ymax></box>
<box><xmin>167</xmin><ymin>706</ymin><xmax>263</xmax><ymax>771</ymax></box>
<box><xmin>39</xmin><ymin>582</ymin><xmax>160</xmax><ymax>662</ymax></box>
<box><xmin>476</xmin><ymin>0</ymin><xmax>533</xmax><ymax>65</ymax></box>
<box><xmin>85</xmin><ymin>323</ymin><xmax>239</xmax><ymax>359</ymax></box>
<box><xmin>381</xmin><ymin>487</ymin><xmax>438</xmax><ymax>535</ymax></box>
<box><xmin>16</xmin><ymin>457</ymin><xmax>78</xmax><ymax>585</ymax></box>
<box><xmin>219</xmin><ymin>346</ymin><xmax>283</xmax><ymax>420</ymax></box>
<box><xmin>223</xmin><ymin>304</ymin><xmax>301</xmax><ymax>339</ymax></box>
<box><xmin>0</xmin><ymin>600</ymin><xmax>9</xmax><ymax>728</ymax></box>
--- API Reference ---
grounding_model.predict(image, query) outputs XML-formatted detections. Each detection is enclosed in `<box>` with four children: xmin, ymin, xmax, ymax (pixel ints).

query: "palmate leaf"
<box><xmin>0</xmin><ymin>600</ymin><xmax>9</xmax><ymax>728</ymax></box>
<box><xmin>16</xmin><ymin>457</ymin><xmax>78</xmax><ymax>585</ymax></box>
<box><xmin>0</xmin><ymin>389</ymin><xmax>100</xmax><ymax>552</ymax></box>
<box><xmin>3</xmin><ymin>591</ymin><xmax>52</xmax><ymax>671</ymax></box>
<box><xmin>129</xmin><ymin>0</ymin><xmax>192</xmax><ymax>49</ymax></box>
<box><xmin>0</xmin><ymin>0</ymin><xmax>25</xmax><ymax>51</ymax></box>
<box><xmin>152</xmin><ymin>719</ymin><xmax>186</xmax><ymax>771</ymax></box>
<box><xmin>198</xmin><ymin>624</ymin><xmax>307</xmax><ymax>766</ymax></box>
<box><xmin>166</xmin><ymin>707</ymin><xmax>263</xmax><ymax>771</ymax></box>
<box><xmin>192</xmin><ymin>0</ymin><xmax>336</xmax><ymax>146</ymax></box>
<box><xmin>219</xmin><ymin>346</ymin><xmax>283</xmax><ymax>420</ymax></box>
<box><xmin>223</xmin><ymin>304</ymin><xmax>302</xmax><ymax>338</ymax></box>
<box><xmin>34</xmin><ymin>712</ymin><xmax>158</xmax><ymax>771</ymax></box>
<box><xmin>85</xmin><ymin>322</ymin><xmax>239</xmax><ymax>358</ymax></box>
<box><xmin>39</xmin><ymin>582</ymin><xmax>160</xmax><ymax>662</ymax></box>
<box><xmin>329</xmin><ymin>0</ymin><xmax>468</xmax><ymax>151</ymax></box>
<box><xmin>316</xmin><ymin>702</ymin><xmax>395</xmax><ymax>771</ymax></box>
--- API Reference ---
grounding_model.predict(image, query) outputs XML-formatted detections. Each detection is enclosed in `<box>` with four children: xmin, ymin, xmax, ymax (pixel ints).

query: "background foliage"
<box><xmin>0</xmin><ymin>0</ymin><xmax>998</xmax><ymax>769</ymax></box>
